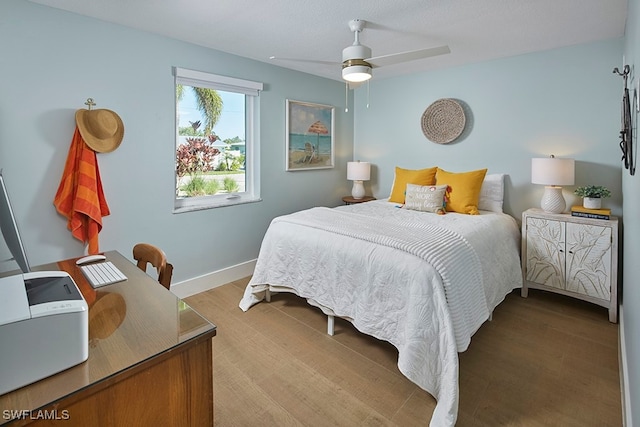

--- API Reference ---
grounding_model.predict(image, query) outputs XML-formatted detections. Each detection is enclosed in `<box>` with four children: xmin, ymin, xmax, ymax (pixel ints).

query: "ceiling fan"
<box><xmin>270</xmin><ymin>19</ymin><xmax>450</xmax><ymax>85</ymax></box>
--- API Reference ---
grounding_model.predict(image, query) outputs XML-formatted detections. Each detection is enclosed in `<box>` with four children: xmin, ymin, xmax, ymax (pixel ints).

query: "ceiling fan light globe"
<box><xmin>343</xmin><ymin>66</ymin><xmax>372</xmax><ymax>82</ymax></box>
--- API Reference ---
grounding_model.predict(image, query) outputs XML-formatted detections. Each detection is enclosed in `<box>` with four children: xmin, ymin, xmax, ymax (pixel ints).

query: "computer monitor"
<box><xmin>0</xmin><ymin>169</ymin><xmax>31</xmax><ymax>273</ymax></box>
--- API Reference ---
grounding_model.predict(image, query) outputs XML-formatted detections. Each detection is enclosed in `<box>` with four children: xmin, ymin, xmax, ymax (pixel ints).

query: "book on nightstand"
<box><xmin>570</xmin><ymin>205</ymin><xmax>611</xmax><ymax>220</ymax></box>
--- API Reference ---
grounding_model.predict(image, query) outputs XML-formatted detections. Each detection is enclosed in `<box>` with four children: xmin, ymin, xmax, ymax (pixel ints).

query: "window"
<box><xmin>174</xmin><ymin>67</ymin><xmax>263</xmax><ymax>212</ymax></box>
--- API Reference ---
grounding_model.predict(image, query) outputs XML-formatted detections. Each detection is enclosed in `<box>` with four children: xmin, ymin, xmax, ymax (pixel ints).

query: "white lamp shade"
<box><xmin>531</xmin><ymin>157</ymin><xmax>575</xmax><ymax>186</ymax></box>
<box><xmin>347</xmin><ymin>161</ymin><xmax>371</xmax><ymax>181</ymax></box>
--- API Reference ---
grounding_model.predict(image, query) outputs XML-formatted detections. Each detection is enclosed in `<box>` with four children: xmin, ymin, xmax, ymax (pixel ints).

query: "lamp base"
<box><xmin>540</xmin><ymin>186</ymin><xmax>566</xmax><ymax>214</ymax></box>
<box><xmin>351</xmin><ymin>180</ymin><xmax>365</xmax><ymax>199</ymax></box>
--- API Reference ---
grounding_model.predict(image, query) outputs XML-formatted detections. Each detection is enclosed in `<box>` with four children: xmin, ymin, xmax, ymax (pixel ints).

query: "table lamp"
<box><xmin>347</xmin><ymin>161</ymin><xmax>371</xmax><ymax>199</ymax></box>
<box><xmin>531</xmin><ymin>155</ymin><xmax>575</xmax><ymax>213</ymax></box>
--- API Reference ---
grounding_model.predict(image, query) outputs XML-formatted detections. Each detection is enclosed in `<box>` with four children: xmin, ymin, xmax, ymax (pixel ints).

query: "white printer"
<box><xmin>0</xmin><ymin>270</ymin><xmax>88</xmax><ymax>395</ymax></box>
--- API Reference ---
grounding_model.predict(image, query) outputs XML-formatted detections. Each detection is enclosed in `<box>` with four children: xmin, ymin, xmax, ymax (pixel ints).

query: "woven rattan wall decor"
<box><xmin>421</xmin><ymin>98</ymin><xmax>466</xmax><ymax>144</ymax></box>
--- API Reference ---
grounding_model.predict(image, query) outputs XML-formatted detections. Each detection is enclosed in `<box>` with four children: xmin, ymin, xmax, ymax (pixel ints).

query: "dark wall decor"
<box><xmin>613</xmin><ymin>65</ymin><xmax>635</xmax><ymax>176</ymax></box>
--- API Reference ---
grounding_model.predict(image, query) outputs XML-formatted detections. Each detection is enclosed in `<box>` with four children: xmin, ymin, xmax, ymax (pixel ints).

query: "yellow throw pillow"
<box><xmin>389</xmin><ymin>167</ymin><xmax>438</xmax><ymax>204</ymax></box>
<box><xmin>435</xmin><ymin>168</ymin><xmax>488</xmax><ymax>215</ymax></box>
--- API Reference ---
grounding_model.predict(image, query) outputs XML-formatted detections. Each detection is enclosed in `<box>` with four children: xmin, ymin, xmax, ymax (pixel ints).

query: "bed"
<box><xmin>239</xmin><ymin>169</ymin><xmax>523</xmax><ymax>426</ymax></box>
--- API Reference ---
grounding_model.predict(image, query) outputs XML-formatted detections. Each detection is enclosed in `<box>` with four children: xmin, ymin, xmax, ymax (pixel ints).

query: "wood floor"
<box><xmin>184</xmin><ymin>278</ymin><xmax>622</xmax><ymax>427</ymax></box>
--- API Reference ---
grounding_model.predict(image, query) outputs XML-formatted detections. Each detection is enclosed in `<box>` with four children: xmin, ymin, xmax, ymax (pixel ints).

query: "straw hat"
<box><xmin>75</xmin><ymin>108</ymin><xmax>124</xmax><ymax>153</ymax></box>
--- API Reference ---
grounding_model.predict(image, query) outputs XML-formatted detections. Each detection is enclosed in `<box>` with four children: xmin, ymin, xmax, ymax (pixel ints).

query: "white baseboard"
<box><xmin>170</xmin><ymin>259</ymin><xmax>256</xmax><ymax>299</ymax></box>
<box><xmin>619</xmin><ymin>304</ymin><xmax>632</xmax><ymax>427</ymax></box>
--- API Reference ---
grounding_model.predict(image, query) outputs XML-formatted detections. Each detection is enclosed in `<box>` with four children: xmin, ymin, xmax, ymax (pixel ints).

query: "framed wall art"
<box><xmin>285</xmin><ymin>99</ymin><xmax>335</xmax><ymax>171</ymax></box>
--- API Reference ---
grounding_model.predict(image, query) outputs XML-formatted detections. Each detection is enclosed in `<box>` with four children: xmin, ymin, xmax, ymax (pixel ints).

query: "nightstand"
<box><xmin>521</xmin><ymin>208</ymin><xmax>619</xmax><ymax>322</ymax></box>
<box><xmin>342</xmin><ymin>196</ymin><xmax>376</xmax><ymax>205</ymax></box>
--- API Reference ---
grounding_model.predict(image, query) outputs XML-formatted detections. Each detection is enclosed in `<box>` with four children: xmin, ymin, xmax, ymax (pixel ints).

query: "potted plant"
<box><xmin>574</xmin><ymin>185</ymin><xmax>611</xmax><ymax>209</ymax></box>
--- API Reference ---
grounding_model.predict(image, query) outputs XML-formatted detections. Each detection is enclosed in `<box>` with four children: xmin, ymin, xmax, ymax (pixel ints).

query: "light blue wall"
<box><xmin>623</xmin><ymin>0</ymin><xmax>640</xmax><ymax>423</ymax></box>
<box><xmin>0</xmin><ymin>0</ymin><xmax>353</xmax><ymax>280</ymax></box>
<box><xmin>354</xmin><ymin>39</ymin><xmax>623</xmax><ymax>219</ymax></box>
<box><xmin>354</xmin><ymin>36</ymin><xmax>633</xmax><ymax>420</ymax></box>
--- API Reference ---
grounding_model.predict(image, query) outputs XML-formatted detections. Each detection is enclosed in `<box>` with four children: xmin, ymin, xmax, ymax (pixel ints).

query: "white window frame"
<box><xmin>173</xmin><ymin>67</ymin><xmax>263</xmax><ymax>213</ymax></box>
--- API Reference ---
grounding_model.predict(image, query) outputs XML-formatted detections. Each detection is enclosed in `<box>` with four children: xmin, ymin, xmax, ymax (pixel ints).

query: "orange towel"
<box><xmin>54</xmin><ymin>127</ymin><xmax>110</xmax><ymax>254</ymax></box>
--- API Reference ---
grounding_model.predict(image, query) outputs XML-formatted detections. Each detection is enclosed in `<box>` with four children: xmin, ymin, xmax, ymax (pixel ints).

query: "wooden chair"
<box><xmin>132</xmin><ymin>243</ymin><xmax>173</xmax><ymax>290</ymax></box>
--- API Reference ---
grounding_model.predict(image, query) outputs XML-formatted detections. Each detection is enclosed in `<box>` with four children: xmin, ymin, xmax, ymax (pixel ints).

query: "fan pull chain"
<box><xmin>345</xmin><ymin>82</ymin><xmax>349</xmax><ymax>112</ymax></box>
<box><xmin>366</xmin><ymin>80</ymin><xmax>370</xmax><ymax>109</ymax></box>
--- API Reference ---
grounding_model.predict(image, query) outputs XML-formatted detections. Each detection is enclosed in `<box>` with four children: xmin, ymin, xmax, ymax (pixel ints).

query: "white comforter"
<box><xmin>239</xmin><ymin>200</ymin><xmax>522</xmax><ymax>426</ymax></box>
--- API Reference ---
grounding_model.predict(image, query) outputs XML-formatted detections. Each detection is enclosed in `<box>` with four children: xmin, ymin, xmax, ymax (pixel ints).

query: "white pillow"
<box><xmin>403</xmin><ymin>184</ymin><xmax>447</xmax><ymax>214</ymax></box>
<box><xmin>478</xmin><ymin>174</ymin><xmax>504</xmax><ymax>213</ymax></box>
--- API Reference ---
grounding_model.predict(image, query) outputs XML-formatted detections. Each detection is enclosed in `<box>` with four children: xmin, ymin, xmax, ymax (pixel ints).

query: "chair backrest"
<box><xmin>132</xmin><ymin>243</ymin><xmax>173</xmax><ymax>290</ymax></box>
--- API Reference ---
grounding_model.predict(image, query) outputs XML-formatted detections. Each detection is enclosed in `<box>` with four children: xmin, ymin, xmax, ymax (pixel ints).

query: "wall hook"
<box><xmin>613</xmin><ymin>64</ymin><xmax>630</xmax><ymax>86</ymax></box>
<box><xmin>84</xmin><ymin>98</ymin><xmax>96</xmax><ymax>110</ymax></box>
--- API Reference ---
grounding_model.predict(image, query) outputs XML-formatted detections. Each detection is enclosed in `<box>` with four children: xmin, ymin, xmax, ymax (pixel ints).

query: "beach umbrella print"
<box><xmin>307</xmin><ymin>120</ymin><xmax>328</xmax><ymax>160</ymax></box>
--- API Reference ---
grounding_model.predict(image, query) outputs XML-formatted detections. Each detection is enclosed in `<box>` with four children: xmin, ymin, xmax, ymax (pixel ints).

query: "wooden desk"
<box><xmin>0</xmin><ymin>251</ymin><xmax>216</xmax><ymax>426</ymax></box>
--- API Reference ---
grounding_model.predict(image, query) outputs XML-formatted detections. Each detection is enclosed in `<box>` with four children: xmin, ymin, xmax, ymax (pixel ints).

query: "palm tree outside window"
<box><xmin>173</xmin><ymin>67</ymin><xmax>262</xmax><ymax>212</ymax></box>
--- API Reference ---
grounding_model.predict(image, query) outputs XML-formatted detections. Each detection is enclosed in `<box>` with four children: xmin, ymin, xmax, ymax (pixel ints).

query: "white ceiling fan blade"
<box><xmin>269</xmin><ymin>56</ymin><xmax>340</xmax><ymax>67</ymax></box>
<box><xmin>367</xmin><ymin>45</ymin><xmax>450</xmax><ymax>68</ymax></box>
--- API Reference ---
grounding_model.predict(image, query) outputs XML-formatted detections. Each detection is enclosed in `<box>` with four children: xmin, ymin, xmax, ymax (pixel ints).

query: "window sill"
<box><xmin>173</xmin><ymin>196</ymin><xmax>262</xmax><ymax>214</ymax></box>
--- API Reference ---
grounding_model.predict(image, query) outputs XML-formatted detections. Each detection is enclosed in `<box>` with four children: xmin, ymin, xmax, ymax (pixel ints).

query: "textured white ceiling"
<box><xmin>28</xmin><ymin>0</ymin><xmax>628</xmax><ymax>82</ymax></box>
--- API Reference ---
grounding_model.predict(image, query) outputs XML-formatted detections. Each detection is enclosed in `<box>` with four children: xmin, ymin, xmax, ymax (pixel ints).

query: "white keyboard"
<box><xmin>80</xmin><ymin>261</ymin><xmax>127</xmax><ymax>288</ymax></box>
